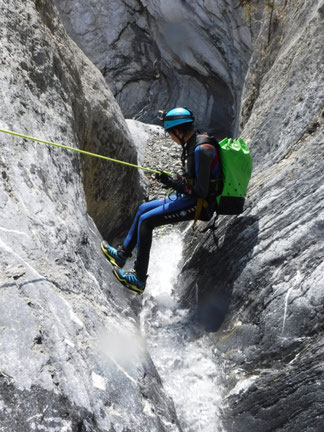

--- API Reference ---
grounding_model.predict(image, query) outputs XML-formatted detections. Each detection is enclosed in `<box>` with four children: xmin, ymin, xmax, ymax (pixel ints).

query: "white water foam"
<box><xmin>140</xmin><ymin>227</ymin><xmax>224</xmax><ymax>432</ymax></box>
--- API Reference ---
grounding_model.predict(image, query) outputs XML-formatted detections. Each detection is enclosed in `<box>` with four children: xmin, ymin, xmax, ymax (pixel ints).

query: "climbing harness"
<box><xmin>193</xmin><ymin>198</ymin><xmax>208</xmax><ymax>226</ymax></box>
<box><xmin>0</xmin><ymin>127</ymin><xmax>171</xmax><ymax>176</ymax></box>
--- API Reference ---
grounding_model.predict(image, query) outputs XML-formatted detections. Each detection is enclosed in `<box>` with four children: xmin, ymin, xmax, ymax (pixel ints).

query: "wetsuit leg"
<box><xmin>123</xmin><ymin>198</ymin><xmax>171</xmax><ymax>254</ymax></box>
<box><xmin>134</xmin><ymin>196</ymin><xmax>197</xmax><ymax>279</ymax></box>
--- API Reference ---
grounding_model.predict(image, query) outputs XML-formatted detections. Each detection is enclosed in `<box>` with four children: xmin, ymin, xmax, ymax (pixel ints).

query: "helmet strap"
<box><xmin>180</xmin><ymin>143</ymin><xmax>187</xmax><ymax>169</ymax></box>
<box><xmin>170</xmin><ymin>129</ymin><xmax>188</xmax><ymax>169</ymax></box>
<box><xmin>177</xmin><ymin>134</ymin><xmax>188</xmax><ymax>169</ymax></box>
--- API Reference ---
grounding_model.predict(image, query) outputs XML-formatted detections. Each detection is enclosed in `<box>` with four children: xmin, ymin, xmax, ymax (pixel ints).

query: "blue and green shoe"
<box><xmin>101</xmin><ymin>240</ymin><xmax>128</xmax><ymax>268</ymax></box>
<box><xmin>112</xmin><ymin>268</ymin><xmax>146</xmax><ymax>294</ymax></box>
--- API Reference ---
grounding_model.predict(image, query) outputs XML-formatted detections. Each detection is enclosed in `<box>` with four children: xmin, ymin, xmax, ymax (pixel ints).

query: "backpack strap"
<box><xmin>195</xmin><ymin>133</ymin><xmax>218</xmax><ymax>148</ymax></box>
<box><xmin>192</xmin><ymin>198</ymin><xmax>209</xmax><ymax>229</ymax></box>
<box><xmin>191</xmin><ymin>134</ymin><xmax>221</xmax><ymax>227</ymax></box>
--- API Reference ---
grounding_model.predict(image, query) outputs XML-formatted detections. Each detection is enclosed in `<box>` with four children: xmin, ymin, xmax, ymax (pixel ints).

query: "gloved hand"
<box><xmin>169</xmin><ymin>177</ymin><xmax>188</xmax><ymax>194</ymax></box>
<box><xmin>155</xmin><ymin>171</ymin><xmax>172</xmax><ymax>187</ymax></box>
<box><xmin>156</xmin><ymin>171</ymin><xmax>190</xmax><ymax>195</ymax></box>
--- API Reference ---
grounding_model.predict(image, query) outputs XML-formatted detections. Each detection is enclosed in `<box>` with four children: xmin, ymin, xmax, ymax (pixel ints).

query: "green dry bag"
<box><xmin>216</xmin><ymin>138</ymin><xmax>252</xmax><ymax>215</ymax></box>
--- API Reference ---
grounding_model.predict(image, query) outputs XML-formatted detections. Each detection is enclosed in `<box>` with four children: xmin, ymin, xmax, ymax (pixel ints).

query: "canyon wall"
<box><xmin>55</xmin><ymin>0</ymin><xmax>252</xmax><ymax>139</ymax></box>
<box><xmin>0</xmin><ymin>1</ymin><xmax>181</xmax><ymax>430</ymax></box>
<box><xmin>180</xmin><ymin>1</ymin><xmax>324</xmax><ymax>430</ymax></box>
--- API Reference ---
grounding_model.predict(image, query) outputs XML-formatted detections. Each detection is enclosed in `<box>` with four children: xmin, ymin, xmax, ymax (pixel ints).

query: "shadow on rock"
<box><xmin>179</xmin><ymin>215</ymin><xmax>259</xmax><ymax>332</ymax></box>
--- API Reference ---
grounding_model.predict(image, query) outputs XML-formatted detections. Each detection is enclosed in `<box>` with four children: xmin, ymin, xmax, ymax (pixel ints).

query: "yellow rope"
<box><xmin>0</xmin><ymin>127</ymin><xmax>172</xmax><ymax>176</ymax></box>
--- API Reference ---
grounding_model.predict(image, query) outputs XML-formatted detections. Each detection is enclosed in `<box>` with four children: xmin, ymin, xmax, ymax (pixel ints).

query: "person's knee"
<box><xmin>132</xmin><ymin>203</ymin><xmax>148</xmax><ymax>224</ymax></box>
<box><xmin>139</xmin><ymin>215</ymin><xmax>156</xmax><ymax>239</ymax></box>
<box><xmin>137</xmin><ymin>202</ymin><xmax>153</xmax><ymax>217</ymax></box>
<box><xmin>139</xmin><ymin>214</ymin><xmax>152</xmax><ymax>230</ymax></box>
<box><xmin>138</xmin><ymin>202</ymin><xmax>146</xmax><ymax>212</ymax></box>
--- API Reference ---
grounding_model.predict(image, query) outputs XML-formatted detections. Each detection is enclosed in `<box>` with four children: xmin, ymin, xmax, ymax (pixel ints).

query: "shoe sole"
<box><xmin>100</xmin><ymin>241</ymin><xmax>124</xmax><ymax>269</ymax></box>
<box><xmin>112</xmin><ymin>268</ymin><xmax>145</xmax><ymax>294</ymax></box>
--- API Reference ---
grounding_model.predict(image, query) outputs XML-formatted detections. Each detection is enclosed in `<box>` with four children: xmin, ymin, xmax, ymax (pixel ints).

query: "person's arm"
<box><xmin>155</xmin><ymin>171</ymin><xmax>191</xmax><ymax>195</ymax></box>
<box><xmin>191</xmin><ymin>145</ymin><xmax>216</xmax><ymax>198</ymax></box>
<box><xmin>156</xmin><ymin>145</ymin><xmax>216</xmax><ymax>197</ymax></box>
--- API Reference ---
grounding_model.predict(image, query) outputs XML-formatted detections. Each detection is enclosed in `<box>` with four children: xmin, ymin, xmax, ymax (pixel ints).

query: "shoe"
<box><xmin>101</xmin><ymin>240</ymin><xmax>128</xmax><ymax>268</ymax></box>
<box><xmin>112</xmin><ymin>268</ymin><xmax>146</xmax><ymax>294</ymax></box>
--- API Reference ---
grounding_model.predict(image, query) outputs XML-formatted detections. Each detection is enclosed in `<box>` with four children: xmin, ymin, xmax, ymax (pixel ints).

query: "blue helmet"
<box><xmin>158</xmin><ymin>107</ymin><xmax>194</xmax><ymax>131</ymax></box>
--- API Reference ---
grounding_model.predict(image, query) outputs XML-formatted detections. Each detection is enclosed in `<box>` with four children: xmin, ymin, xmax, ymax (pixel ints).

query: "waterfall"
<box><xmin>140</xmin><ymin>226</ymin><xmax>225</xmax><ymax>432</ymax></box>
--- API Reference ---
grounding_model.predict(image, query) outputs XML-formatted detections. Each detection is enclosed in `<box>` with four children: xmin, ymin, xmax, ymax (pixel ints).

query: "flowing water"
<box><xmin>140</xmin><ymin>226</ymin><xmax>224</xmax><ymax>432</ymax></box>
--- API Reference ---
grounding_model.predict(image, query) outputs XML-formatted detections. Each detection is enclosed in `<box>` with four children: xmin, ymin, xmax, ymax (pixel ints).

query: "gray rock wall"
<box><xmin>0</xmin><ymin>1</ymin><xmax>181</xmax><ymax>430</ymax></box>
<box><xmin>54</xmin><ymin>0</ymin><xmax>252</xmax><ymax>139</ymax></box>
<box><xmin>179</xmin><ymin>0</ymin><xmax>324</xmax><ymax>430</ymax></box>
<box><xmin>2</xmin><ymin>0</ymin><xmax>323</xmax><ymax>430</ymax></box>
<box><xmin>1</xmin><ymin>0</ymin><xmax>142</xmax><ymax>240</ymax></box>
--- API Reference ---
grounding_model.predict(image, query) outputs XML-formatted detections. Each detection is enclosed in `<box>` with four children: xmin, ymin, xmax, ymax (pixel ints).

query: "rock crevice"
<box><xmin>179</xmin><ymin>1</ymin><xmax>324</xmax><ymax>430</ymax></box>
<box><xmin>55</xmin><ymin>0</ymin><xmax>252</xmax><ymax>138</ymax></box>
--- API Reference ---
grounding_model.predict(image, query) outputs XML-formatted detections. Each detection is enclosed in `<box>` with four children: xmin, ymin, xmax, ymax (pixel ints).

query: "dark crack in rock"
<box><xmin>54</xmin><ymin>0</ymin><xmax>252</xmax><ymax>139</ymax></box>
<box><xmin>178</xmin><ymin>1</ymin><xmax>324</xmax><ymax>430</ymax></box>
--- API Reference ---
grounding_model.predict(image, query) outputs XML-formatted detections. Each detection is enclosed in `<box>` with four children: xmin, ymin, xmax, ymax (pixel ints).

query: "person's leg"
<box><xmin>122</xmin><ymin>198</ymin><xmax>168</xmax><ymax>254</ymax></box>
<box><xmin>112</xmin><ymin>195</ymin><xmax>198</xmax><ymax>293</ymax></box>
<box><xmin>101</xmin><ymin>198</ymin><xmax>170</xmax><ymax>268</ymax></box>
<box><xmin>134</xmin><ymin>196</ymin><xmax>197</xmax><ymax>279</ymax></box>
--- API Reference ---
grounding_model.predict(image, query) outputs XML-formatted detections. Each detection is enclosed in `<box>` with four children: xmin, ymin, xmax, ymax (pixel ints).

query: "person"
<box><xmin>101</xmin><ymin>107</ymin><xmax>222</xmax><ymax>294</ymax></box>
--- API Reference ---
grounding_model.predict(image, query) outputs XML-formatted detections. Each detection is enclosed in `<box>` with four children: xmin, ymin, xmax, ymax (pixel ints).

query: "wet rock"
<box><xmin>179</xmin><ymin>1</ymin><xmax>324</xmax><ymax>430</ymax></box>
<box><xmin>2</xmin><ymin>0</ymin><xmax>323</xmax><ymax>430</ymax></box>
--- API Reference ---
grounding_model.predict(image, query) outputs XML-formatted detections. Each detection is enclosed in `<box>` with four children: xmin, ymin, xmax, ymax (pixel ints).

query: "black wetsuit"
<box><xmin>123</xmin><ymin>133</ymin><xmax>221</xmax><ymax>279</ymax></box>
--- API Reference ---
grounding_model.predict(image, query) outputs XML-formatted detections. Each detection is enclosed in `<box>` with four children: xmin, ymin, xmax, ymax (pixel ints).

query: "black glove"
<box><xmin>169</xmin><ymin>177</ymin><xmax>188</xmax><ymax>194</ymax></box>
<box><xmin>156</xmin><ymin>172</ymin><xmax>190</xmax><ymax>195</ymax></box>
<box><xmin>155</xmin><ymin>171</ymin><xmax>172</xmax><ymax>187</ymax></box>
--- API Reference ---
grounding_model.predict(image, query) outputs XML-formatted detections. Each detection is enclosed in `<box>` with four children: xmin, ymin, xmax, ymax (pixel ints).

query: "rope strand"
<box><xmin>0</xmin><ymin>127</ymin><xmax>172</xmax><ymax>176</ymax></box>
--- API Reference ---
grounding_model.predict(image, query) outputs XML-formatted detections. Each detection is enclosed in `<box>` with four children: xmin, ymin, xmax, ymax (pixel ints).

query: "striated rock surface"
<box><xmin>54</xmin><ymin>0</ymin><xmax>252</xmax><ymax>139</ymax></box>
<box><xmin>0</xmin><ymin>1</ymin><xmax>182</xmax><ymax>430</ymax></box>
<box><xmin>179</xmin><ymin>0</ymin><xmax>324</xmax><ymax>430</ymax></box>
<box><xmin>1</xmin><ymin>0</ymin><xmax>142</xmax><ymax>240</ymax></box>
<box><xmin>2</xmin><ymin>0</ymin><xmax>324</xmax><ymax>430</ymax></box>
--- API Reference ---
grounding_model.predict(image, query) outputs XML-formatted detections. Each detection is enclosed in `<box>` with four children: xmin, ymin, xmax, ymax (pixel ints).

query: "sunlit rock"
<box><xmin>0</xmin><ymin>1</ymin><xmax>181</xmax><ymax>430</ymax></box>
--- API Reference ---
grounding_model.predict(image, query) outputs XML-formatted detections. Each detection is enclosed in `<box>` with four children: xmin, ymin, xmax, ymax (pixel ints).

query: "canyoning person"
<box><xmin>101</xmin><ymin>107</ymin><xmax>222</xmax><ymax>294</ymax></box>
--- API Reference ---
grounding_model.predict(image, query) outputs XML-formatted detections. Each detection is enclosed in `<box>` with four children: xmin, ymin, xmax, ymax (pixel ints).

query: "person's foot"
<box><xmin>101</xmin><ymin>240</ymin><xmax>129</xmax><ymax>268</ymax></box>
<box><xmin>112</xmin><ymin>268</ymin><xmax>146</xmax><ymax>294</ymax></box>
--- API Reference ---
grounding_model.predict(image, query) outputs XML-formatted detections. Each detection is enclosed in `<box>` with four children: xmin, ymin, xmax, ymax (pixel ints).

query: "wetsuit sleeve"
<box><xmin>191</xmin><ymin>145</ymin><xmax>215</xmax><ymax>198</ymax></box>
